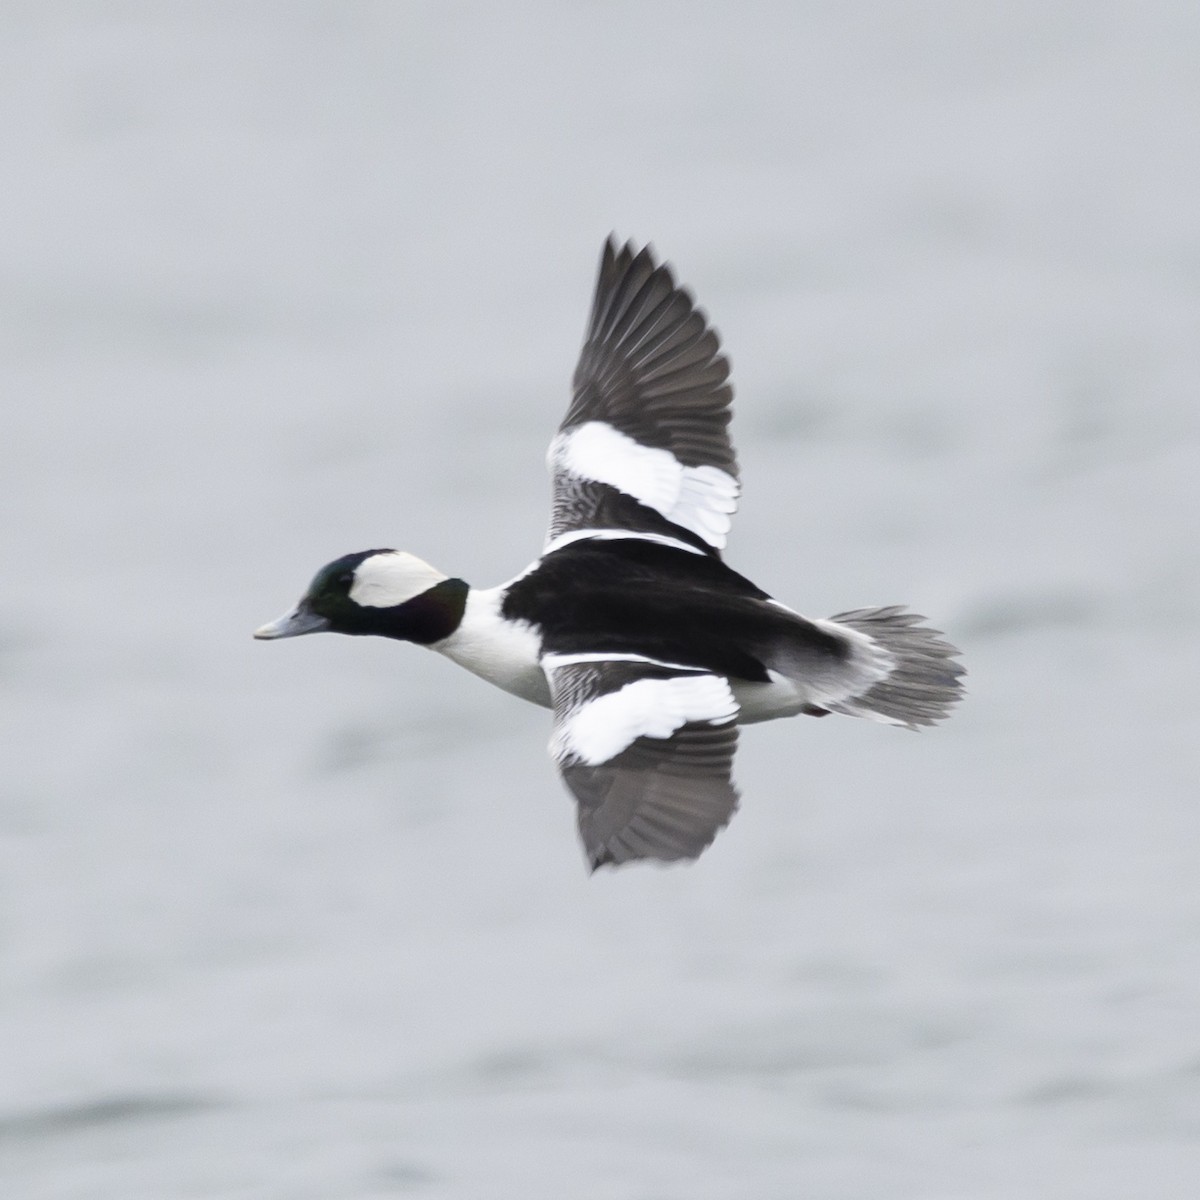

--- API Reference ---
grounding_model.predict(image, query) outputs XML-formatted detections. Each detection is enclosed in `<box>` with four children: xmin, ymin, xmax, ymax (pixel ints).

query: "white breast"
<box><xmin>432</xmin><ymin>587</ymin><xmax>551</xmax><ymax>707</ymax></box>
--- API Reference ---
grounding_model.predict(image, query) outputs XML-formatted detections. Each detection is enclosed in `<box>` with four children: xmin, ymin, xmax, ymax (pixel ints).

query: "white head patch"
<box><xmin>348</xmin><ymin>551</ymin><xmax>448</xmax><ymax>608</ymax></box>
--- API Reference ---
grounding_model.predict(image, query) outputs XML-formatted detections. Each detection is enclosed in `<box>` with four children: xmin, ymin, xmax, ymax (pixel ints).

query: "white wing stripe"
<box><xmin>542</xmin><ymin>650</ymin><xmax>706</xmax><ymax>672</ymax></box>
<box><xmin>552</xmin><ymin>674</ymin><xmax>738</xmax><ymax>767</ymax></box>
<box><xmin>550</xmin><ymin>421</ymin><xmax>739</xmax><ymax>551</ymax></box>
<box><xmin>542</xmin><ymin>529</ymin><xmax>705</xmax><ymax>558</ymax></box>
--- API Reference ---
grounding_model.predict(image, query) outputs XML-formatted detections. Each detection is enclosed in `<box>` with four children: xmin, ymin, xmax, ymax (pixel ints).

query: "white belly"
<box><xmin>731</xmin><ymin>673</ymin><xmax>811</xmax><ymax>724</ymax></box>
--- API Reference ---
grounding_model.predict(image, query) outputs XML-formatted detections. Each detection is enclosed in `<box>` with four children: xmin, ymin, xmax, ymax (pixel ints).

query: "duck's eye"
<box><xmin>337</xmin><ymin>571</ymin><xmax>354</xmax><ymax>588</ymax></box>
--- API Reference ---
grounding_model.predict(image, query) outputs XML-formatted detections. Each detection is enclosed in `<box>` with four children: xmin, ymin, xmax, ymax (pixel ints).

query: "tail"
<box><xmin>824</xmin><ymin>606</ymin><xmax>965</xmax><ymax>729</ymax></box>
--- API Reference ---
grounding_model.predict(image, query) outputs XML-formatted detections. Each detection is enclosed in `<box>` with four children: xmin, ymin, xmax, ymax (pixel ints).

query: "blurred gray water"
<box><xmin>3</xmin><ymin>4</ymin><xmax>1199</xmax><ymax>1198</ymax></box>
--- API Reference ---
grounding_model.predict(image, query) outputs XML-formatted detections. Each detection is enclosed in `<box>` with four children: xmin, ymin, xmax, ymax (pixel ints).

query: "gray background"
<box><xmin>3</xmin><ymin>3</ymin><xmax>1198</xmax><ymax>1197</ymax></box>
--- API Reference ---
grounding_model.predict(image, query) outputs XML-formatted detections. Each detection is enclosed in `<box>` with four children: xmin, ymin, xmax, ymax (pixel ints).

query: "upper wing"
<box><xmin>544</xmin><ymin>654</ymin><xmax>741</xmax><ymax>869</ymax></box>
<box><xmin>547</xmin><ymin>238</ymin><xmax>739</xmax><ymax>556</ymax></box>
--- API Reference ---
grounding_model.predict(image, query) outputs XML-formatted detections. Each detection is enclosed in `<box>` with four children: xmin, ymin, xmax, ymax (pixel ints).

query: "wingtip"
<box><xmin>600</xmin><ymin>232</ymin><xmax>617</xmax><ymax>268</ymax></box>
<box><xmin>601</xmin><ymin>233</ymin><xmax>661</xmax><ymax>270</ymax></box>
<box><xmin>588</xmin><ymin>848</ymin><xmax>614</xmax><ymax>873</ymax></box>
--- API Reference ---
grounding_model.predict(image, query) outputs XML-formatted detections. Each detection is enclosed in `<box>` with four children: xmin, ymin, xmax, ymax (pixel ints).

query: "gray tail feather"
<box><xmin>827</xmin><ymin>605</ymin><xmax>965</xmax><ymax>729</ymax></box>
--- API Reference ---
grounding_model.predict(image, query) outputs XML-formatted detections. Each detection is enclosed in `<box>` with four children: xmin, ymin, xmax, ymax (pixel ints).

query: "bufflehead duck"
<box><xmin>256</xmin><ymin>239</ymin><xmax>964</xmax><ymax>869</ymax></box>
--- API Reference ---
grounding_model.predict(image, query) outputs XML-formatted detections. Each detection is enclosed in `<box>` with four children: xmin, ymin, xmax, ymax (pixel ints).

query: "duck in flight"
<box><xmin>255</xmin><ymin>238</ymin><xmax>964</xmax><ymax>870</ymax></box>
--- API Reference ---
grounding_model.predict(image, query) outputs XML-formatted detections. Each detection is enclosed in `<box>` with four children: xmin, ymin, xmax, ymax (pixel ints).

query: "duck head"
<box><xmin>254</xmin><ymin>550</ymin><xmax>468</xmax><ymax>644</ymax></box>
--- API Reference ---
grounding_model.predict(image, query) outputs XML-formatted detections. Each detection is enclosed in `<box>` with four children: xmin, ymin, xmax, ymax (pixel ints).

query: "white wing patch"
<box><xmin>552</xmin><ymin>673</ymin><xmax>738</xmax><ymax>767</ymax></box>
<box><xmin>550</xmin><ymin>421</ymin><xmax>739</xmax><ymax>551</ymax></box>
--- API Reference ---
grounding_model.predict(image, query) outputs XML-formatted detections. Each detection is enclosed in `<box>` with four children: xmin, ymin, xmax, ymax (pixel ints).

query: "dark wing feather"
<box><xmin>548</xmin><ymin>238</ymin><xmax>739</xmax><ymax>554</ymax></box>
<box><xmin>546</xmin><ymin>657</ymin><xmax>740</xmax><ymax>869</ymax></box>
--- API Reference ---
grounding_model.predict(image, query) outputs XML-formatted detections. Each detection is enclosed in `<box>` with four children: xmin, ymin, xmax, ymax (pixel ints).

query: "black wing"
<box><xmin>544</xmin><ymin>655</ymin><xmax>741</xmax><ymax>869</ymax></box>
<box><xmin>547</xmin><ymin>238</ymin><xmax>739</xmax><ymax>556</ymax></box>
